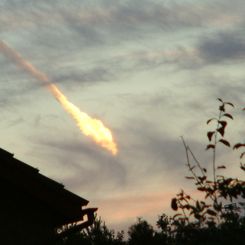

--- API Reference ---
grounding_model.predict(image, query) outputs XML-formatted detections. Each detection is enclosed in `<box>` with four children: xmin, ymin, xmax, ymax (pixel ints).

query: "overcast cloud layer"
<box><xmin>1</xmin><ymin>0</ymin><xmax>245</xmax><ymax>229</ymax></box>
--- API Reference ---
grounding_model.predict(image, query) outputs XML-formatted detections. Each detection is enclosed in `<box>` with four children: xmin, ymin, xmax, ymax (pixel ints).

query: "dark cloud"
<box><xmin>2</xmin><ymin>0</ymin><xmax>239</xmax><ymax>47</ymax></box>
<box><xmin>203</xmin><ymin>79</ymin><xmax>245</xmax><ymax>105</ymax></box>
<box><xmin>0</xmin><ymin>78</ymin><xmax>36</xmax><ymax>107</ymax></box>
<box><xmin>122</xmin><ymin>115</ymin><xmax>235</xmax><ymax>179</ymax></box>
<box><xmin>31</xmin><ymin>112</ymin><xmax>201</xmax><ymax>194</ymax></box>
<box><xmin>34</xmin><ymin>136</ymin><xmax>127</xmax><ymax>193</ymax></box>
<box><xmin>2</xmin><ymin>0</ymin><xmax>244</xmax><ymax>81</ymax></box>
<box><xmin>58</xmin><ymin>1</ymin><xmax>210</xmax><ymax>46</ymax></box>
<box><xmin>52</xmin><ymin>67</ymin><xmax>114</xmax><ymax>86</ymax></box>
<box><xmin>198</xmin><ymin>31</ymin><xmax>245</xmax><ymax>63</ymax></box>
<box><xmin>118</xmin><ymin>117</ymin><xmax>196</xmax><ymax>173</ymax></box>
<box><xmin>122</xmin><ymin>47</ymin><xmax>203</xmax><ymax>71</ymax></box>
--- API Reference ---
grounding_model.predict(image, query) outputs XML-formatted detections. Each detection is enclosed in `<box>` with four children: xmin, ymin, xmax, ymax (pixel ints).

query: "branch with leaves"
<box><xmin>170</xmin><ymin>99</ymin><xmax>245</xmax><ymax>231</ymax></box>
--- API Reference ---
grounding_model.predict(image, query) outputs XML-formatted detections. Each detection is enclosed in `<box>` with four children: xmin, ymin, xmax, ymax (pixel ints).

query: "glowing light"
<box><xmin>0</xmin><ymin>40</ymin><xmax>118</xmax><ymax>155</ymax></box>
<box><xmin>48</xmin><ymin>84</ymin><xmax>118</xmax><ymax>155</ymax></box>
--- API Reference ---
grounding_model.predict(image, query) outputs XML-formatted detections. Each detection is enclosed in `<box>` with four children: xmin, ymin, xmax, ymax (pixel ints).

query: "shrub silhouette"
<box><xmin>128</xmin><ymin>217</ymin><xmax>167</xmax><ymax>245</ymax></box>
<box><xmin>57</xmin><ymin>217</ymin><xmax>125</xmax><ymax>245</ymax></box>
<box><xmin>165</xmin><ymin>98</ymin><xmax>245</xmax><ymax>244</ymax></box>
<box><xmin>59</xmin><ymin>99</ymin><xmax>245</xmax><ymax>244</ymax></box>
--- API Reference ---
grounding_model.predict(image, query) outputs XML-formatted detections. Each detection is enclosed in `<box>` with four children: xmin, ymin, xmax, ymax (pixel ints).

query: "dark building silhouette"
<box><xmin>0</xmin><ymin>148</ymin><xmax>97</xmax><ymax>245</ymax></box>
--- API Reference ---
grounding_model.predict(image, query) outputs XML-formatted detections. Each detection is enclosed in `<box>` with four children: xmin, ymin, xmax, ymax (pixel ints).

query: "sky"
<box><xmin>1</xmin><ymin>0</ymin><xmax>245</xmax><ymax>231</ymax></box>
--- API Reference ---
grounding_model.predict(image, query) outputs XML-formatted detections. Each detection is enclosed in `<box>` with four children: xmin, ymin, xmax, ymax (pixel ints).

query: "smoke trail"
<box><xmin>0</xmin><ymin>41</ymin><xmax>118</xmax><ymax>155</ymax></box>
<box><xmin>0</xmin><ymin>41</ymin><xmax>50</xmax><ymax>85</ymax></box>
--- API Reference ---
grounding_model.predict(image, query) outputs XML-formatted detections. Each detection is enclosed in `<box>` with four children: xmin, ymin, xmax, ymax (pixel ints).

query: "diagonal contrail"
<box><xmin>0</xmin><ymin>41</ymin><xmax>118</xmax><ymax>155</ymax></box>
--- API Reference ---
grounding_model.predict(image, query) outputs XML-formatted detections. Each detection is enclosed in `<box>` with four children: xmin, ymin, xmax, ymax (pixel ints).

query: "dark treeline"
<box><xmin>57</xmin><ymin>99</ymin><xmax>245</xmax><ymax>245</ymax></box>
<box><xmin>56</xmin><ymin>213</ymin><xmax>245</xmax><ymax>245</ymax></box>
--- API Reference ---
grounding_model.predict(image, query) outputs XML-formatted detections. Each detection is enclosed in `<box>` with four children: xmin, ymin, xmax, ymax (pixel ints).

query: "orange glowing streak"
<box><xmin>0</xmin><ymin>40</ymin><xmax>118</xmax><ymax>155</ymax></box>
<box><xmin>48</xmin><ymin>84</ymin><xmax>118</xmax><ymax>155</ymax></box>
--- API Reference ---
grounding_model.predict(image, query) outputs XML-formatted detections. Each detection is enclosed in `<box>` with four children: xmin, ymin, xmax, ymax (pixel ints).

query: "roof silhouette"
<box><xmin>0</xmin><ymin>147</ymin><xmax>97</xmax><ymax>244</ymax></box>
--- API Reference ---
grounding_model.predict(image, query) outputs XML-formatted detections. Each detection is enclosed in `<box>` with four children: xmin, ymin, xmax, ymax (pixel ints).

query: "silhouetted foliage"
<box><xmin>56</xmin><ymin>217</ymin><xmax>125</xmax><ymax>245</ymax></box>
<box><xmin>166</xmin><ymin>98</ymin><xmax>245</xmax><ymax>244</ymax></box>
<box><xmin>59</xmin><ymin>99</ymin><xmax>245</xmax><ymax>244</ymax></box>
<box><xmin>128</xmin><ymin>218</ymin><xmax>166</xmax><ymax>245</ymax></box>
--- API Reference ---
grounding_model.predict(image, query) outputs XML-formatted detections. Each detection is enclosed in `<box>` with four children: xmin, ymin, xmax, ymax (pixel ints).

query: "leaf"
<box><xmin>225</xmin><ymin>102</ymin><xmax>234</xmax><ymax>107</ymax></box>
<box><xmin>206</xmin><ymin>144</ymin><xmax>215</xmax><ymax>150</ymax></box>
<box><xmin>241</xmin><ymin>164</ymin><xmax>245</xmax><ymax>171</ymax></box>
<box><xmin>218</xmin><ymin>120</ymin><xmax>227</xmax><ymax>128</ymax></box>
<box><xmin>233</xmin><ymin>143</ymin><xmax>245</xmax><ymax>150</ymax></box>
<box><xmin>205</xmin><ymin>193</ymin><xmax>210</xmax><ymax>199</ymax></box>
<box><xmin>200</xmin><ymin>201</ymin><xmax>207</xmax><ymax>207</ymax></box>
<box><xmin>219</xmin><ymin>139</ymin><xmax>230</xmax><ymax>147</ymax></box>
<box><xmin>207</xmin><ymin>131</ymin><xmax>215</xmax><ymax>142</ymax></box>
<box><xmin>177</xmin><ymin>189</ymin><xmax>184</xmax><ymax>197</ymax></box>
<box><xmin>217</xmin><ymin>127</ymin><xmax>225</xmax><ymax>137</ymax></box>
<box><xmin>173</xmin><ymin>213</ymin><xmax>182</xmax><ymax>219</ymax></box>
<box><xmin>185</xmin><ymin>176</ymin><xmax>195</xmax><ymax>180</ymax></box>
<box><xmin>219</xmin><ymin>104</ymin><xmax>225</xmax><ymax>112</ymax></box>
<box><xmin>217</xmin><ymin>165</ymin><xmax>226</xmax><ymax>169</ymax></box>
<box><xmin>196</xmin><ymin>201</ymin><xmax>201</xmax><ymax>211</ymax></box>
<box><xmin>183</xmin><ymin>204</ymin><xmax>191</xmax><ymax>210</ymax></box>
<box><xmin>240</xmin><ymin>152</ymin><xmax>245</xmax><ymax>159</ymax></box>
<box><xmin>223</xmin><ymin>113</ymin><xmax>233</xmax><ymax>120</ymax></box>
<box><xmin>198</xmin><ymin>176</ymin><xmax>207</xmax><ymax>182</ymax></box>
<box><xmin>213</xmin><ymin>202</ymin><xmax>222</xmax><ymax>212</ymax></box>
<box><xmin>206</xmin><ymin>118</ymin><xmax>216</xmax><ymax>124</ymax></box>
<box><xmin>194</xmin><ymin>213</ymin><xmax>202</xmax><ymax>220</ymax></box>
<box><xmin>223</xmin><ymin>178</ymin><xmax>233</xmax><ymax>186</ymax></box>
<box><xmin>207</xmin><ymin>209</ymin><xmax>217</xmax><ymax>216</ymax></box>
<box><xmin>171</xmin><ymin>198</ymin><xmax>178</xmax><ymax>211</ymax></box>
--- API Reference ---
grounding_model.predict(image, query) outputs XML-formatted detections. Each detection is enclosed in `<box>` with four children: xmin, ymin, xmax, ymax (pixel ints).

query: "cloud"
<box><xmin>2</xmin><ymin>0</ymin><xmax>242</xmax><ymax>46</ymax></box>
<box><xmin>30</xmin><ymin>110</ymin><xmax>197</xmax><ymax>198</ymax></box>
<box><xmin>117</xmin><ymin>47</ymin><xmax>202</xmax><ymax>71</ymax></box>
<box><xmin>32</xmin><ymin>136</ymin><xmax>127</xmax><ymax>194</ymax></box>
<box><xmin>198</xmin><ymin>31</ymin><xmax>245</xmax><ymax>63</ymax></box>
<box><xmin>52</xmin><ymin>67</ymin><xmax>114</xmax><ymax>86</ymax></box>
<box><xmin>2</xmin><ymin>0</ymin><xmax>244</xmax><ymax>84</ymax></box>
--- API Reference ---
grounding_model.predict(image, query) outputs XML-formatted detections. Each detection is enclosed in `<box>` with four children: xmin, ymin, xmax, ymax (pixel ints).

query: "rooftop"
<box><xmin>0</xmin><ymin>147</ymin><xmax>93</xmax><ymax>226</ymax></box>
